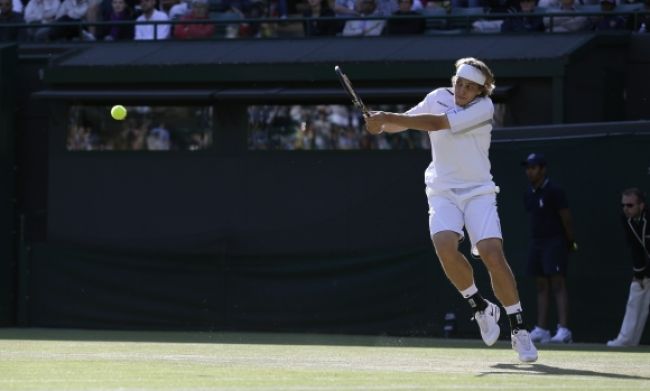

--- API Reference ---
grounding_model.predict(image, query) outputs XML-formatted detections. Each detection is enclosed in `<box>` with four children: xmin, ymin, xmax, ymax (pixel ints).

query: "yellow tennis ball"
<box><xmin>111</xmin><ymin>105</ymin><xmax>127</xmax><ymax>120</ymax></box>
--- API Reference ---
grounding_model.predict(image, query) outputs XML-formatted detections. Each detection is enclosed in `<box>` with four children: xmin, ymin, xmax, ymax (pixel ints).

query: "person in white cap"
<box><xmin>364</xmin><ymin>57</ymin><xmax>538</xmax><ymax>363</ymax></box>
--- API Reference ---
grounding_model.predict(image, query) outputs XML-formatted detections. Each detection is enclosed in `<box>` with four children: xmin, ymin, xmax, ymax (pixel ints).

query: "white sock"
<box><xmin>504</xmin><ymin>302</ymin><xmax>523</xmax><ymax>315</ymax></box>
<box><xmin>459</xmin><ymin>283</ymin><xmax>478</xmax><ymax>298</ymax></box>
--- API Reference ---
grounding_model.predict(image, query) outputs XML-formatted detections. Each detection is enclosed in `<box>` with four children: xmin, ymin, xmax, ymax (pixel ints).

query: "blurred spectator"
<box><xmin>543</xmin><ymin>0</ymin><xmax>589</xmax><ymax>32</ymax></box>
<box><xmin>248</xmin><ymin>104</ymin><xmax>430</xmax><ymax>151</ymax></box>
<box><xmin>270</xmin><ymin>0</ymin><xmax>286</xmax><ymax>17</ymax></box>
<box><xmin>40</xmin><ymin>0</ymin><xmax>91</xmax><ymax>41</ymax></box>
<box><xmin>472</xmin><ymin>0</ymin><xmax>512</xmax><ymax>32</ymax></box>
<box><xmin>386</xmin><ymin>0</ymin><xmax>425</xmax><ymax>34</ymax></box>
<box><xmin>12</xmin><ymin>0</ymin><xmax>22</xmax><ymax>12</ymax></box>
<box><xmin>168</xmin><ymin>0</ymin><xmax>190</xmax><ymax>18</ymax></box>
<box><xmin>334</xmin><ymin>0</ymin><xmax>357</xmax><ymax>15</ymax></box>
<box><xmin>238</xmin><ymin>0</ymin><xmax>277</xmax><ymax>38</ymax></box>
<box><xmin>425</xmin><ymin>0</ymin><xmax>450</xmax><ymax>10</ymax></box>
<box><xmin>537</xmin><ymin>0</ymin><xmax>558</xmax><ymax>7</ymax></box>
<box><xmin>146</xmin><ymin>123</ymin><xmax>171</xmax><ymax>150</ymax></box>
<box><xmin>97</xmin><ymin>0</ymin><xmax>134</xmax><ymax>39</ymax></box>
<box><xmin>221</xmin><ymin>0</ymin><xmax>252</xmax><ymax>16</ymax></box>
<box><xmin>217</xmin><ymin>0</ymin><xmax>252</xmax><ymax>38</ymax></box>
<box><xmin>452</xmin><ymin>0</ymin><xmax>483</xmax><ymax>8</ymax></box>
<box><xmin>173</xmin><ymin>0</ymin><xmax>214</xmax><ymax>38</ymax></box>
<box><xmin>375</xmin><ymin>0</ymin><xmax>397</xmax><ymax>15</ymax></box>
<box><xmin>342</xmin><ymin>0</ymin><xmax>385</xmax><ymax>35</ymax></box>
<box><xmin>0</xmin><ymin>0</ymin><xmax>26</xmax><ymax>41</ymax></box>
<box><xmin>501</xmin><ymin>0</ymin><xmax>545</xmax><ymax>32</ymax></box>
<box><xmin>485</xmin><ymin>0</ymin><xmax>512</xmax><ymax>12</ymax></box>
<box><xmin>303</xmin><ymin>0</ymin><xmax>341</xmax><ymax>36</ymax></box>
<box><xmin>24</xmin><ymin>0</ymin><xmax>59</xmax><ymax>40</ymax></box>
<box><xmin>134</xmin><ymin>0</ymin><xmax>170</xmax><ymax>39</ymax></box>
<box><xmin>593</xmin><ymin>0</ymin><xmax>626</xmax><ymax>29</ymax></box>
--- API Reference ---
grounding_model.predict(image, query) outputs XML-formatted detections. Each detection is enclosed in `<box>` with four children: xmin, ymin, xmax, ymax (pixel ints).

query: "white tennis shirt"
<box><xmin>406</xmin><ymin>87</ymin><xmax>494</xmax><ymax>192</ymax></box>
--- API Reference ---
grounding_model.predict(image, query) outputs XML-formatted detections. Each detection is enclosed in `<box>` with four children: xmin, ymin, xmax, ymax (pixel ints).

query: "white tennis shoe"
<box><xmin>529</xmin><ymin>326</ymin><xmax>552</xmax><ymax>344</ymax></box>
<box><xmin>474</xmin><ymin>300</ymin><xmax>500</xmax><ymax>346</ymax></box>
<box><xmin>550</xmin><ymin>326</ymin><xmax>573</xmax><ymax>343</ymax></box>
<box><xmin>512</xmin><ymin>329</ymin><xmax>538</xmax><ymax>363</ymax></box>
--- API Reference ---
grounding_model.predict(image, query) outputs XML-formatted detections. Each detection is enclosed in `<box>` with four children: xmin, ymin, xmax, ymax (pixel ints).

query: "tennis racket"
<box><xmin>334</xmin><ymin>65</ymin><xmax>369</xmax><ymax>117</ymax></box>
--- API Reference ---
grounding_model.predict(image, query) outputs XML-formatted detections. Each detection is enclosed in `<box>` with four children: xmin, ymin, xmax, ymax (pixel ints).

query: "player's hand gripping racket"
<box><xmin>334</xmin><ymin>65</ymin><xmax>369</xmax><ymax>117</ymax></box>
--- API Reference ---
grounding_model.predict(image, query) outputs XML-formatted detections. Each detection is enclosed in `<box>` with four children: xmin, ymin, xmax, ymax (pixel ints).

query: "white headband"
<box><xmin>456</xmin><ymin>64</ymin><xmax>486</xmax><ymax>86</ymax></box>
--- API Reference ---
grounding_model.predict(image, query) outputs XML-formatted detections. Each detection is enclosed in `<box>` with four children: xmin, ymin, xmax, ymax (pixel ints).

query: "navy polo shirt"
<box><xmin>524</xmin><ymin>178</ymin><xmax>569</xmax><ymax>239</ymax></box>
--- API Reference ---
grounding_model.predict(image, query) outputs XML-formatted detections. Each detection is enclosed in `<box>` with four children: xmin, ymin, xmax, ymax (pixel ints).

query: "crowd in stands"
<box><xmin>66</xmin><ymin>105</ymin><xmax>213</xmax><ymax>151</ymax></box>
<box><xmin>248</xmin><ymin>104</ymin><xmax>431</xmax><ymax>150</ymax></box>
<box><xmin>1</xmin><ymin>0</ymin><xmax>649</xmax><ymax>41</ymax></box>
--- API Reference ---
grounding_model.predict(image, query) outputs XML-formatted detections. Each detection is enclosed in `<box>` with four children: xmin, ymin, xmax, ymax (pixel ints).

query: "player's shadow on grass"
<box><xmin>479</xmin><ymin>363</ymin><xmax>650</xmax><ymax>380</ymax></box>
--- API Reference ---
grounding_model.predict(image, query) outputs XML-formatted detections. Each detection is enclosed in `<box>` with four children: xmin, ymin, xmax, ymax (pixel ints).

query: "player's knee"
<box><xmin>432</xmin><ymin>231</ymin><xmax>460</xmax><ymax>259</ymax></box>
<box><xmin>475</xmin><ymin>238</ymin><xmax>505</xmax><ymax>265</ymax></box>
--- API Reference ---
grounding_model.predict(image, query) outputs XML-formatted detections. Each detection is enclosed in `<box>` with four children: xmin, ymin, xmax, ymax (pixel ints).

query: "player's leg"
<box><xmin>527</xmin><ymin>241</ymin><xmax>552</xmax><ymax>343</ymax></box>
<box><xmin>428</xmin><ymin>192</ymin><xmax>500</xmax><ymax>346</ymax></box>
<box><xmin>474</xmin><ymin>238</ymin><xmax>519</xmax><ymax>305</ymax></box>
<box><xmin>531</xmin><ymin>277</ymin><xmax>552</xmax><ymax>343</ymax></box>
<box><xmin>549</xmin><ymin>274</ymin><xmax>572</xmax><ymax>343</ymax></box>
<box><xmin>633</xmin><ymin>279</ymin><xmax>650</xmax><ymax>345</ymax></box>
<box><xmin>608</xmin><ymin>279</ymin><xmax>647</xmax><ymax>346</ymax></box>
<box><xmin>432</xmin><ymin>230</ymin><xmax>474</xmax><ymax>291</ymax></box>
<box><xmin>432</xmin><ymin>231</ymin><xmax>502</xmax><ymax>347</ymax></box>
<box><xmin>539</xmin><ymin>237</ymin><xmax>572</xmax><ymax>343</ymax></box>
<box><xmin>465</xmin><ymin>193</ymin><xmax>537</xmax><ymax>362</ymax></box>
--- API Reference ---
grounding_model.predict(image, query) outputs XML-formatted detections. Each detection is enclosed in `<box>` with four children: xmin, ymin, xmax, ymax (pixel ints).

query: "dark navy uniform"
<box><xmin>524</xmin><ymin>178</ymin><xmax>569</xmax><ymax>276</ymax></box>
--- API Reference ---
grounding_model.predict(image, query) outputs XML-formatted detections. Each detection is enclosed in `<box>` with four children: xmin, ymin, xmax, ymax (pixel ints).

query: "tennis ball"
<box><xmin>111</xmin><ymin>105</ymin><xmax>127</xmax><ymax>121</ymax></box>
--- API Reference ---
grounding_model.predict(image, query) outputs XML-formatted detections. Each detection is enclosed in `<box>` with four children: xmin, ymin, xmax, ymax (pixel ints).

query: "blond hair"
<box><xmin>451</xmin><ymin>57</ymin><xmax>496</xmax><ymax>97</ymax></box>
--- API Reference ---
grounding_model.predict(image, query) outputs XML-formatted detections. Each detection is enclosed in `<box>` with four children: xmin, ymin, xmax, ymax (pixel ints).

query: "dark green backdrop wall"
<box><xmin>21</xmin><ymin>120</ymin><xmax>650</xmax><ymax>343</ymax></box>
<box><xmin>0</xmin><ymin>44</ymin><xmax>16</xmax><ymax>326</ymax></box>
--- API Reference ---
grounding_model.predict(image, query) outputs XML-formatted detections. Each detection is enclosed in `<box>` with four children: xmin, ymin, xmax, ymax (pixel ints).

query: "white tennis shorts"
<box><xmin>426</xmin><ymin>183</ymin><xmax>502</xmax><ymax>249</ymax></box>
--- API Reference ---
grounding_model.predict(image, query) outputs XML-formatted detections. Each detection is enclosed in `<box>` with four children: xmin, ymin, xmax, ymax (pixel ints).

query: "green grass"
<box><xmin>0</xmin><ymin>328</ymin><xmax>648</xmax><ymax>390</ymax></box>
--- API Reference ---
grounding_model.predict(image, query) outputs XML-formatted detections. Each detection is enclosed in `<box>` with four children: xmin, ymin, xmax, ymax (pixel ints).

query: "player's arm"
<box><xmin>364</xmin><ymin>111</ymin><xmax>449</xmax><ymax>134</ymax></box>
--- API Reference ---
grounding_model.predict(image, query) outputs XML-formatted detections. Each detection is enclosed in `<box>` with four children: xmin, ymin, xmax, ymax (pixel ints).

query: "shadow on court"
<box><xmin>479</xmin><ymin>362</ymin><xmax>650</xmax><ymax>381</ymax></box>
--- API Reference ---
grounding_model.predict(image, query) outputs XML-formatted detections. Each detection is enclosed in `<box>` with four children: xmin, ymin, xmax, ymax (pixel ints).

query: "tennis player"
<box><xmin>364</xmin><ymin>57</ymin><xmax>538</xmax><ymax>362</ymax></box>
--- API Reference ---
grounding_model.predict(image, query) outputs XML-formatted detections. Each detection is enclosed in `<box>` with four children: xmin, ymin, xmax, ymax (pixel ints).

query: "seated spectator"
<box><xmin>537</xmin><ymin>0</ymin><xmax>558</xmax><ymax>7</ymax></box>
<box><xmin>386</xmin><ymin>0</ymin><xmax>425</xmax><ymax>34</ymax></box>
<box><xmin>220</xmin><ymin>0</ymin><xmax>252</xmax><ymax>16</ymax></box>
<box><xmin>24</xmin><ymin>0</ymin><xmax>60</xmax><ymax>40</ymax></box>
<box><xmin>501</xmin><ymin>0</ymin><xmax>545</xmax><ymax>32</ymax></box>
<box><xmin>134</xmin><ymin>0</ymin><xmax>170</xmax><ymax>39</ymax></box>
<box><xmin>375</xmin><ymin>0</ymin><xmax>397</xmax><ymax>15</ymax></box>
<box><xmin>42</xmin><ymin>0</ymin><xmax>92</xmax><ymax>41</ymax></box>
<box><xmin>451</xmin><ymin>0</ymin><xmax>483</xmax><ymax>7</ymax></box>
<box><xmin>11</xmin><ymin>0</ymin><xmax>22</xmax><ymax>12</ymax></box>
<box><xmin>342</xmin><ymin>0</ymin><xmax>385</xmax><ymax>35</ymax></box>
<box><xmin>303</xmin><ymin>0</ymin><xmax>341</xmax><ymax>36</ymax></box>
<box><xmin>425</xmin><ymin>0</ymin><xmax>450</xmax><ymax>11</ymax></box>
<box><xmin>593</xmin><ymin>0</ymin><xmax>626</xmax><ymax>30</ymax></box>
<box><xmin>97</xmin><ymin>0</ymin><xmax>134</xmax><ymax>40</ymax></box>
<box><xmin>237</xmin><ymin>0</ymin><xmax>277</xmax><ymax>38</ymax></box>
<box><xmin>485</xmin><ymin>0</ymin><xmax>513</xmax><ymax>13</ymax></box>
<box><xmin>472</xmin><ymin>0</ymin><xmax>512</xmax><ymax>32</ymax></box>
<box><xmin>168</xmin><ymin>0</ymin><xmax>190</xmax><ymax>19</ymax></box>
<box><xmin>334</xmin><ymin>0</ymin><xmax>357</xmax><ymax>16</ymax></box>
<box><xmin>543</xmin><ymin>0</ymin><xmax>589</xmax><ymax>31</ymax></box>
<box><xmin>216</xmin><ymin>0</ymin><xmax>253</xmax><ymax>37</ymax></box>
<box><xmin>1</xmin><ymin>0</ymin><xmax>26</xmax><ymax>41</ymax></box>
<box><xmin>173</xmin><ymin>0</ymin><xmax>214</xmax><ymax>38</ymax></box>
